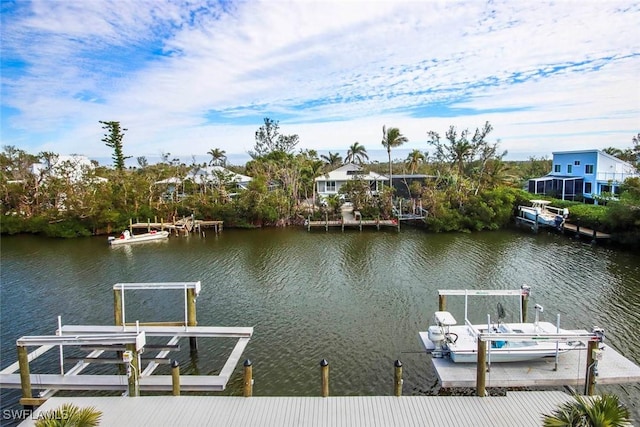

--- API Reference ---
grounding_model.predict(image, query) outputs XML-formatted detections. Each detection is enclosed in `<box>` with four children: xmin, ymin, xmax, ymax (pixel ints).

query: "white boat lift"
<box><xmin>423</xmin><ymin>287</ymin><xmax>640</xmax><ymax>396</ymax></box>
<box><xmin>0</xmin><ymin>282</ymin><xmax>254</xmax><ymax>407</ymax></box>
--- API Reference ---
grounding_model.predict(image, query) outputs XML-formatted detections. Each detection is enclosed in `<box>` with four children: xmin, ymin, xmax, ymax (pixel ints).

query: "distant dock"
<box><xmin>561</xmin><ymin>222</ymin><xmax>611</xmax><ymax>241</ymax></box>
<box><xmin>128</xmin><ymin>217</ymin><xmax>223</xmax><ymax>235</ymax></box>
<box><xmin>306</xmin><ymin>216</ymin><xmax>399</xmax><ymax>231</ymax></box>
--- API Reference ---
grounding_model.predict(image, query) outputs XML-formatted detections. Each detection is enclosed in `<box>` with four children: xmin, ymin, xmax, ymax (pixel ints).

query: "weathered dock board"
<box><xmin>18</xmin><ymin>392</ymin><xmax>574</xmax><ymax>427</ymax></box>
<box><xmin>428</xmin><ymin>341</ymin><xmax>640</xmax><ymax>389</ymax></box>
<box><xmin>307</xmin><ymin>219</ymin><xmax>398</xmax><ymax>231</ymax></box>
<box><xmin>562</xmin><ymin>222</ymin><xmax>611</xmax><ymax>240</ymax></box>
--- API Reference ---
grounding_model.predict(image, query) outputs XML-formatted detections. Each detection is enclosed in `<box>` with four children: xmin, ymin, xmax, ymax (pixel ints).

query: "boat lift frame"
<box><xmin>0</xmin><ymin>281</ymin><xmax>253</xmax><ymax>407</ymax></box>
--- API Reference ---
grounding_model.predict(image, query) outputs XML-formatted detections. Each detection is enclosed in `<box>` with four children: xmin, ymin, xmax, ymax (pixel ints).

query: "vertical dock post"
<box><xmin>534</xmin><ymin>213</ymin><xmax>539</xmax><ymax>233</ymax></box>
<box><xmin>320</xmin><ymin>359</ymin><xmax>329</xmax><ymax>397</ymax></box>
<box><xmin>125</xmin><ymin>344</ymin><xmax>140</xmax><ymax>397</ymax></box>
<box><xmin>113</xmin><ymin>286</ymin><xmax>125</xmax><ymax>373</ymax></box>
<box><xmin>129</xmin><ymin>218</ymin><xmax>133</xmax><ymax>233</ymax></box>
<box><xmin>17</xmin><ymin>345</ymin><xmax>32</xmax><ymax>403</ymax></box>
<box><xmin>520</xmin><ymin>285</ymin><xmax>530</xmax><ymax>323</ymax></box>
<box><xmin>438</xmin><ymin>294</ymin><xmax>446</xmax><ymax>312</ymax></box>
<box><xmin>114</xmin><ymin>287</ymin><xmax>123</xmax><ymax>327</ymax></box>
<box><xmin>585</xmin><ymin>339</ymin><xmax>597</xmax><ymax>396</ymax></box>
<box><xmin>243</xmin><ymin>359</ymin><xmax>253</xmax><ymax>397</ymax></box>
<box><xmin>584</xmin><ymin>327</ymin><xmax>604</xmax><ymax>396</ymax></box>
<box><xmin>171</xmin><ymin>360</ymin><xmax>181</xmax><ymax>396</ymax></box>
<box><xmin>325</xmin><ymin>212</ymin><xmax>328</xmax><ymax>232</ymax></box>
<box><xmin>394</xmin><ymin>359</ymin><xmax>403</xmax><ymax>397</ymax></box>
<box><xmin>476</xmin><ymin>339</ymin><xmax>487</xmax><ymax>397</ymax></box>
<box><xmin>187</xmin><ymin>287</ymin><xmax>198</xmax><ymax>352</ymax></box>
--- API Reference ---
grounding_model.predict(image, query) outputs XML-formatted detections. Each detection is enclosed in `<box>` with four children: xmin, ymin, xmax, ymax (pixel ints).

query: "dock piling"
<box><xmin>438</xmin><ymin>295</ymin><xmax>446</xmax><ymax>312</ymax></box>
<box><xmin>520</xmin><ymin>285</ymin><xmax>530</xmax><ymax>323</ymax></box>
<box><xmin>476</xmin><ymin>340</ymin><xmax>487</xmax><ymax>397</ymax></box>
<box><xmin>394</xmin><ymin>360</ymin><xmax>403</xmax><ymax>397</ymax></box>
<box><xmin>171</xmin><ymin>360</ymin><xmax>181</xmax><ymax>396</ymax></box>
<box><xmin>17</xmin><ymin>345</ymin><xmax>32</xmax><ymax>404</ymax></box>
<box><xmin>187</xmin><ymin>287</ymin><xmax>198</xmax><ymax>352</ymax></box>
<box><xmin>320</xmin><ymin>359</ymin><xmax>329</xmax><ymax>397</ymax></box>
<box><xmin>125</xmin><ymin>344</ymin><xmax>140</xmax><ymax>397</ymax></box>
<box><xmin>243</xmin><ymin>359</ymin><xmax>253</xmax><ymax>397</ymax></box>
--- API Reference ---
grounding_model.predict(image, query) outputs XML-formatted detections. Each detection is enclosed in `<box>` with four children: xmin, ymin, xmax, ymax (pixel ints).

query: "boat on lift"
<box><xmin>517</xmin><ymin>200</ymin><xmax>568</xmax><ymax>228</ymax></box>
<box><xmin>419</xmin><ymin>288</ymin><xmax>583</xmax><ymax>363</ymax></box>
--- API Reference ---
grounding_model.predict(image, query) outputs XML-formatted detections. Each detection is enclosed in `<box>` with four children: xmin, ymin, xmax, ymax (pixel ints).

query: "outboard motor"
<box><xmin>429</xmin><ymin>311</ymin><xmax>458</xmax><ymax>358</ymax></box>
<box><xmin>428</xmin><ymin>325</ymin><xmax>446</xmax><ymax>358</ymax></box>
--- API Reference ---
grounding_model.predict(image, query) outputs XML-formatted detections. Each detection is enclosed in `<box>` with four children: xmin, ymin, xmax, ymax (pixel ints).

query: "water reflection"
<box><xmin>1</xmin><ymin>230</ymin><xmax>639</xmax><ymax>420</ymax></box>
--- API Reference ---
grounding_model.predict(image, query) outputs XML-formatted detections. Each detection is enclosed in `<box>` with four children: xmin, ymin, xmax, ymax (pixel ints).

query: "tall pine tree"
<box><xmin>100</xmin><ymin>121</ymin><xmax>130</xmax><ymax>171</ymax></box>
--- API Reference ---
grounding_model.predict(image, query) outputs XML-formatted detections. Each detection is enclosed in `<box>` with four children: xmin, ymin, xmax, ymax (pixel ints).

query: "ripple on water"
<box><xmin>1</xmin><ymin>231</ymin><xmax>639</xmax><ymax>420</ymax></box>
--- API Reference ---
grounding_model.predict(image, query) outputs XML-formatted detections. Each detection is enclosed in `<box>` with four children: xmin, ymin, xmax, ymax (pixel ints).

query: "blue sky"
<box><xmin>1</xmin><ymin>0</ymin><xmax>638</xmax><ymax>165</ymax></box>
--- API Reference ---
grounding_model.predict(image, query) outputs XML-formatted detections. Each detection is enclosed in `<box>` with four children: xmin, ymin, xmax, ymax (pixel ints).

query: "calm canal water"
<box><xmin>1</xmin><ymin>228</ymin><xmax>639</xmax><ymax>420</ymax></box>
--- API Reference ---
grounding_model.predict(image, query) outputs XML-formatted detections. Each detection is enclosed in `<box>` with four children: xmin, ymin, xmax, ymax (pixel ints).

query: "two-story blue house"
<box><xmin>527</xmin><ymin>149</ymin><xmax>639</xmax><ymax>202</ymax></box>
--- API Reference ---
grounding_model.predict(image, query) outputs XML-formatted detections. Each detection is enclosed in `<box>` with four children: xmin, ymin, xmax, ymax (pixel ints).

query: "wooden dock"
<box><xmin>561</xmin><ymin>222</ymin><xmax>611</xmax><ymax>240</ymax></box>
<box><xmin>18</xmin><ymin>392</ymin><xmax>575</xmax><ymax>427</ymax></box>
<box><xmin>306</xmin><ymin>217</ymin><xmax>399</xmax><ymax>231</ymax></box>
<box><xmin>128</xmin><ymin>217</ymin><xmax>223</xmax><ymax>235</ymax></box>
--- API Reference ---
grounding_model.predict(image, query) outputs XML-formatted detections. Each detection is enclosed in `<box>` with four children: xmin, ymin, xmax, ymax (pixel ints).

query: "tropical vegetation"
<box><xmin>1</xmin><ymin>118</ymin><xmax>639</xmax><ymax>248</ymax></box>
<box><xmin>34</xmin><ymin>403</ymin><xmax>102</xmax><ymax>427</ymax></box>
<box><xmin>542</xmin><ymin>393</ymin><xmax>632</xmax><ymax>427</ymax></box>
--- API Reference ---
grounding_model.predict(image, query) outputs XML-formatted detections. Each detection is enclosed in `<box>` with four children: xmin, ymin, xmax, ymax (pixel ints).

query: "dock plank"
<box><xmin>18</xmin><ymin>392</ymin><xmax>575</xmax><ymax>427</ymax></box>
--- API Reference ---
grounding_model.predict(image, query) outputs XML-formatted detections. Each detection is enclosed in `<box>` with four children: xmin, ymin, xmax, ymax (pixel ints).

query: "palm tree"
<box><xmin>207</xmin><ymin>148</ymin><xmax>227</xmax><ymax>167</ymax></box>
<box><xmin>35</xmin><ymin>403</ymin><xmax>102</xmax><ymax>427</ymax></box>
<box><xmin>381</xmin><ymin>125</ymin><xmax>408</xmax><ymax>191</ymax></box>
<box><xmin>320</xmin><ymin>152</ymin><xmax>343</xmax><ymax>169</ymax></box>
<box><xmin>345</xmin><ymin>142</ymin><xmax>369</xmax><ymax>165</ymax></box>
<box><xmin>405</xmin><ymin>149</ymin><xmax>425</xmax><ymax>174</ymax></box>
<box><xmin>542</xmin><ymin>393</ymin><xmax>632</xmax><ymax>427</ymax></box>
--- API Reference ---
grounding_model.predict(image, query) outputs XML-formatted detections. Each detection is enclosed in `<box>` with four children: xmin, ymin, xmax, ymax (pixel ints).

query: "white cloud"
<box><xmin>1</xmin><ymin>0</ymin><xmax>638</xmax><ymax>162</ymax></box>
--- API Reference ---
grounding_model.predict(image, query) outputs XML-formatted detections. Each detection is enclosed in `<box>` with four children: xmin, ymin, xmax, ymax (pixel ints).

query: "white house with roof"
<box><xmin>528</xmin><ymin>149</ymin><xmax>639</xmax><ymax>201</ymax></box>
<box><xmin>30</xmin><ymin>155</ymin><xmax>106</xmax><ymax>184</ymax></box>
<box><xmin>315</xmin><ymin>163</ymin><xmax>388</xmax><ymax>201</ymax></box>
<box><xmin>155</xmin><ymin>166</ymin><xmax>252</xmax><ymax>200</ymax></box>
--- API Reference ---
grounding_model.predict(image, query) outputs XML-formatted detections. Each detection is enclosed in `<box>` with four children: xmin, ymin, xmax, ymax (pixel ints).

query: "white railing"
<box><xmin>596</xmin><ymin>172</ymin><xmax>639</xmax><ymax>183</ymax></box>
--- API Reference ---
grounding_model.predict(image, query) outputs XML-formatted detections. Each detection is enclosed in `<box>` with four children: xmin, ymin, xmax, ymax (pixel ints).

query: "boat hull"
<box><xmin>520</xmin><ymin>208</ymin><xmax>562</xmax><ymax>227</ymax></box>
<box><xmin>108</xmin><ymin>231</ymin><xmax>169</xmax><ymax>246</ymax></box>
<box><xmin>419</xmin><ymin>321</ymin><xmax>580</xmax><ymax>363</ymax></box>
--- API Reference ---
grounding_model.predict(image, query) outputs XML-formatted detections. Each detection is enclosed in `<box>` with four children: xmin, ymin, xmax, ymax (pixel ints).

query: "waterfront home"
<box><xmin>315</xmin><ymin>163</ymin><xmax>388</xmax><ymax>202</ymax></box>
<box><xmin>155</xmin><ymin>166</ymin><xmax>253</xmax><ymax>200</ymax></box>
<box><xmin>30</xmin><ymin>154</ymin><xmax>106</xmax><ymax>184</ymax></box>
<box><xmin>527</xmin><ymin>149</ymin><xmax>639</xmax><ymax>202</ymax></box>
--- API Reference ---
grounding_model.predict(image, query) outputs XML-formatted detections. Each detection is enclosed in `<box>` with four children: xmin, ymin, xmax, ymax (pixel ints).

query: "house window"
<box><xmin>326</xmin><ymin>181</ymin><xmax>336</xmax><ymax>192</ymax></box>
<box><xmin>585</xmin><ymin>164</ymin><xmax>594</xmax><ymax>174</ymax></box>
<box><xmin>574</xmin><ymin>160</ymin><xmax>581</xmax><ymax>166</ymax></box>
<box><xmin>584</xmin><ymin>182</ymin><xmax>592</xmax><ymax>194</ymax></box>
<box><xmin>567</xmin><ymin>164</ymin><xmax>572</xmax><ymax>174</ymax></box>
<box><xmin>554</xmin><ymin>164</ymin><xmax>561</xmax><ymax>173</ymax></box>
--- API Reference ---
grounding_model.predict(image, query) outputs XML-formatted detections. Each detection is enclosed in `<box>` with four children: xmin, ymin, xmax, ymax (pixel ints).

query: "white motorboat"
<box><xmin>518</xmin><ymin>200</ymin><xmax>568</xmax><ymax>228</ymax></box>
<box><xmin>108</xmin><ymin>229</ymin><xmax>169</xmax><ymax>246</ymax></box>
<box><xmin>419</xmin><ymin>289</ymin><xmax>584</xmax><ymax>363</ymax></box>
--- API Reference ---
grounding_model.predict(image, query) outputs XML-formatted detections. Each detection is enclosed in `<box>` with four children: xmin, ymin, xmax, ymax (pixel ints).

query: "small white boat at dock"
<box><xmin>517</xmin><ymin>200</ymin><xmax>568</xmax><ymax>229</ymax></box>
<box><xmin>108</xmin><ymin>229</ymin><xmax>169</xmax><ymax>246</ymax></box>
<box><xmin>419</xmin><ymin>289</ymin><xmax>584</xmax><ymax>363</ymax></box>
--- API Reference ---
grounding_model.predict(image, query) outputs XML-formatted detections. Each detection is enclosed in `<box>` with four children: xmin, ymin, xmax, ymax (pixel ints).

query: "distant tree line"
<box><xmin>1</xmin><ymin>119</ymin><xmax>638</xmax><ymax>247</ymax></box>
